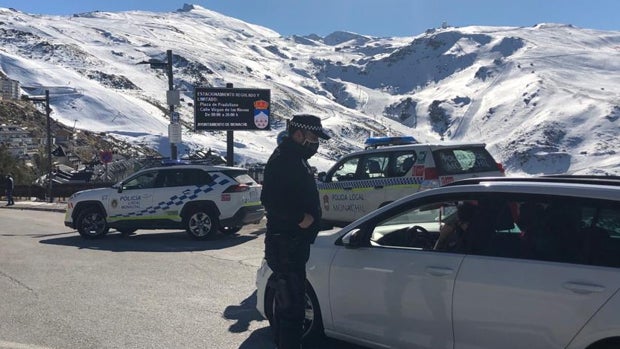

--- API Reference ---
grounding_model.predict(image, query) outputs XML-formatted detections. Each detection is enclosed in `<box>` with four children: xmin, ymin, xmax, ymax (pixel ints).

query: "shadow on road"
<box><xmin>223</xmin><ymin>291</ymin><xmax>274</xmax><ymax>348</ymax></box>
<box><xmin>224</xmin><ymin>291</ymin><xmax>265</xmax><ymax>333</ymax></box>
<box><xmin>39</xmin><ymin>229</ymin><xmax>260</xmax><ymax>253</ymax></box>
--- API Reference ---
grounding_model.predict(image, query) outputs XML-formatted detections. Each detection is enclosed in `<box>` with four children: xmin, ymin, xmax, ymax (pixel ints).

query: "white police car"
<box><xmin>317</xmin><ymin>136</ymin><xmax>504</xmax><ymax>227</ymax></box>
<box><xmin>64</xmin><ymin>162</ymin><xmax>264</xmax><ymax>240</ymax></box>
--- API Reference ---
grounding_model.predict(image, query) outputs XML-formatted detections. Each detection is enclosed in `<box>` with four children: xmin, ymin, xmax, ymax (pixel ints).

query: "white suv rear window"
<box><xmin>433</xmin><ymin>147</ymin><xmax>498</xmax><ymax>175</ymax></box>
<box><xmin>223</xmin><ymin>170</ymin><xmax>257</xmax><ymax>185</ymax></box>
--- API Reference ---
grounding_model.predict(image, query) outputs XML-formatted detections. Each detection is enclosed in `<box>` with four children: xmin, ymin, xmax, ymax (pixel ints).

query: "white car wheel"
<box><xmin>186</xmin><ymin>209</ymin><xmax>218</xmax><ymax>240</ymax></box>
<box><xmin>76</xmin><ymin>207</ymin><xmax>109</xmax><ymax>239</ymax></box>
<box><xmin>267</xmin><ymin>281</ymin><xmax>324</xmax><ymax>343</ymax></box>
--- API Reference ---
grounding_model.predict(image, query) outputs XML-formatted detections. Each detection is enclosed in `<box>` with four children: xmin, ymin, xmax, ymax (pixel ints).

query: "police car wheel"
<box><xmin>266</xmin><ymin>280</ymin><xmax>325</xmax><ymax>343</ymax></box>
<box><xmin>185</xmin><ymin>209</ymin><xmax>218</xmax><ymax>240</ymax></box>
<box><xmin>76</xmin><ymin>207</ymin><xmax>109</xmax><ymax>239</ymax></box>
<box><xmin>220</xmin><ymin>226</ymin><xmax>242</xmax><ymax>234</ymax></box>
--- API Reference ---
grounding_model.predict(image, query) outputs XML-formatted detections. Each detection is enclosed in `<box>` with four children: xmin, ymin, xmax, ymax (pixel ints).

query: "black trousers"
<box><xmin>265</xmin><ymin>233</ymin><xmax>310</xmax><ymax>349</ymax></box>
<box><xmin>6</xmin><ymin>189</ymin><xmax>13</xmax><ymax>205</ymax></box>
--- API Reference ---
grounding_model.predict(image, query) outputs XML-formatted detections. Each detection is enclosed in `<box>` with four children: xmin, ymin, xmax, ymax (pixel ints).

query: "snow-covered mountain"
<box><xmin>1</xmin><ymin>4</ymin><xmax>619</xmax><ymax>175</ymax></box>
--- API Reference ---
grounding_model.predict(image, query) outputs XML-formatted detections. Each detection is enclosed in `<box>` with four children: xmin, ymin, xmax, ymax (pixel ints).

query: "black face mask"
<box><xmin>301</xmin><ymin>139</ymin><xmax>319</xmax><ymax>159</ymax></box>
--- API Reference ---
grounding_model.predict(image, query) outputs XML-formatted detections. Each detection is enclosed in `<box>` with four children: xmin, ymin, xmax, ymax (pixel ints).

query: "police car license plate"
<box><xmin>250</xmin><ymin>189</ymin><xmax>258</xmax><ymax>201</ymax></box>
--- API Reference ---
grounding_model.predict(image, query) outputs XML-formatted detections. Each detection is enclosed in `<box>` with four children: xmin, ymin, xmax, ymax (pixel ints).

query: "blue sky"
<box><xmin>0</xmin><ymin>0</ymin><xmax>618</xmax><ymax>37</ymax></box>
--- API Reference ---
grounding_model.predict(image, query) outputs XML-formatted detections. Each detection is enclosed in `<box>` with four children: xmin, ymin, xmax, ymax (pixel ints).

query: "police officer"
<box><xmin>261</xmin><ymin>114</ymin><xmax>330</xmax><ymax>349</ymax></box>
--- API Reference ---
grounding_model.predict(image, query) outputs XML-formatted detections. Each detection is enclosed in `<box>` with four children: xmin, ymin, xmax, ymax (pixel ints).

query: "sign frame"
<box><xmin>194</xmin><ymin>87</ymin><xmax>271</xmax><ymax>131</ymax></box>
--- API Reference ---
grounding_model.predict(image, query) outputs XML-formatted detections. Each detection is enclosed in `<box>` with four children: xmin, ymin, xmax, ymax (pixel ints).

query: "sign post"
<box><xmin>226</xmin><ymin>83</ymin><xmax>234</xmax><ymax>167</ymax></box>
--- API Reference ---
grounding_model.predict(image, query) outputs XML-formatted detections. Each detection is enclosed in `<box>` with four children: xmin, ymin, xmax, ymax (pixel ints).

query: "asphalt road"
<box><xmin>0</xmin><ymin>209</ymin><xmax>364</xmax><ymax>349</ymax></box>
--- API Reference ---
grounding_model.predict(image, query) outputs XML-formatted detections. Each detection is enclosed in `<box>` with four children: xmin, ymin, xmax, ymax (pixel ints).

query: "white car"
<box><xmin>317</xmin><ymin>136</ymin><xmax>504</xmax><ymax>228</ymax></box>
<box><xmin>257</xmin><ymin>176</ymin><xmax>620</xmax><ymax>349</ymax></box>
<box><xmin>64</xmin><ymin>162</ymin><xmax>264</xmax><ymax>239</ymax></box>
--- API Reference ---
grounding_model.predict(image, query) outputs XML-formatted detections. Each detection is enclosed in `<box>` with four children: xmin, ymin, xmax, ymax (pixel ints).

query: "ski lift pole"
<box><xmin>166</xmin><ymin>50</ymin><xmax>178</xmax><ymax>160</ymax></box>
<box><xmin>45</xmin><ymin>90</ymin><xmax>53</xmax><ymax>203</ymax></box>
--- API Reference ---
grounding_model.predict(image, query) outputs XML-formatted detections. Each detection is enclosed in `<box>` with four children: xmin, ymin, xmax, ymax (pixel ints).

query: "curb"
<box><xmin>0</xmin><ymin>204</ymin><xmax>66</xmax><ymax>213</ymax></box>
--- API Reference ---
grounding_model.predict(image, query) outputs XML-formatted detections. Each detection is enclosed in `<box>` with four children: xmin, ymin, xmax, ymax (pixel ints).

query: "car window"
<box><xmin>433</xmin><ymin>147</ymin><xmax>498</xmax><ymax>175</ymax></box>
<box><xmin>462</xmin><ymin>195</ymin><xmax>620</xmax><ymax>268</ymax></box>
<box><xmin>156</xmin><ymin>169</ymin><xmax>213</xmax><ymax>187</ymax></box>
<box><xmin>329</xmin><ymin>157</ymin><xmax>360</xmax><ymax>182</ymax></box>
<box><xmin>390</xmin><ymin>151</ymin><xmax>417</xmax><ymax>177</ymax></box>
<box><xmin>362</xmin><ymin>154</ymin><xmax>389</xmax><ymax>179</ymax></box>
<box><xmin>184</xmin><ymin>169</ymin><xmax>212</xmax><ymax>186</ymax></box>
<box><xmin>123</xmin><ymin>170</ymin><xmax>158</xmax><ymax>190</ymax></box>
<box><xmin>154</xmin><ymin>169</ymin><xmax>186</xmax><ymax>187</ymax></box>
<box><xmin>594</xmin><ymin>206</ymin><xmax>620</xmax><ymax>237</ymax></box>
<box><xmin>586</xmin><ymin>201</ymin><xmax>620</xmax><ymax>268</ymax></box>
<box><xmin>223</xmin><ymin>170</ymin><xmax>257</xmax><ymax>185</ymax></box>
<box><xmin>368</xmin><ymin>193</ymin><xmax>519</xmax><ymax>253</ymax></box>
<box><xmin>369</xmin><ymin>198</ymin><xmax>467</xmax><ymax>250</ymax></box>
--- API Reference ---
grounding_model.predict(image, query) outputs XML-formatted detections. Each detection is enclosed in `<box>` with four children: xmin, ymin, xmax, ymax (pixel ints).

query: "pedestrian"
<box><xmin>5</xmin><ymin>173</ymin><xmax>15</xmax><ymax>206</ymax></box>
<box><xmin>260</xmin><ymin>114</ymin><xmax>330</xmax><ymax>349</ymax></box>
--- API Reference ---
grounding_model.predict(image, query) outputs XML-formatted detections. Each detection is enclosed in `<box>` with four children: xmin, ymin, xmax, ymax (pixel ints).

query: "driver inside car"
<box><xmin>434</xmin><ymin>201</ymin><xmax>478</xmax><ymax>252</ymax></box>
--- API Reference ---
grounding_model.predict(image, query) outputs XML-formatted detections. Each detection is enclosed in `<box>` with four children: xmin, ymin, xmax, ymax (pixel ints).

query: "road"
<box><xmin>0</xmin><ymin>209</ymin><xmax>363</xmax><ymax>349</ymax></box>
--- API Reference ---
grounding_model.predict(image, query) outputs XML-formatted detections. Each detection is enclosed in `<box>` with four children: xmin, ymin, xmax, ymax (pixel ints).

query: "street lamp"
<box><xmin>25</xmin><ymin>90</ymin><xmax>53</xmax><ymax>203</ymax></box>
<box><xmin>137</xmin><ymin>50</ymin><xmax>180</xmax><ymax>160</ymax></box>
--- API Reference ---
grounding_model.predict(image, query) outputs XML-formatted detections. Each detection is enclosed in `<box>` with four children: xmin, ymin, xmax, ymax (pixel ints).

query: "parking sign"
<box><xmin>194</xmin><ymin>87</ymin><xmax>271</xmax><ymax>131</ymax></box>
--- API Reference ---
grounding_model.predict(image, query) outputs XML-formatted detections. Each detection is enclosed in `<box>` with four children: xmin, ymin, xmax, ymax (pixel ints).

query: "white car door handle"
<box><xmin>562</xmin><ymin>282</ymin><xmax>606</xmax><ymax>294</ymax></box>
<box><xmin>425</xmin><ymin>267</ymin><xmax>454</xmax><ymax>277</ymax></box>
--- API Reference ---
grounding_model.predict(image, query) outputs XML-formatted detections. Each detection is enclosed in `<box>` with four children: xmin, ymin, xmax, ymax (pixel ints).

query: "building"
<box><xmin>0</xmin><ymin>124</ymin><xmax>57</xmax><ymax>160</ymax></box>
<box><xmin>0</xmin><ymin>78</ymin><xmax>20</xmax><ymax>100</ymax></box>
<box><xmin>0</xmin><ymin>124</ymin><xmax>34</xmax><ymax>157</ymax></box>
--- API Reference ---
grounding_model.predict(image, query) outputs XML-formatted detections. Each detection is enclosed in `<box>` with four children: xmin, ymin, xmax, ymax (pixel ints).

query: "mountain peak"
<box><xmin>178</xmin><ymin>3</ymin><xmax>206</xmax><ymax>12</ymax></box>
<box><xmin>323</xmin><ymin>30</ymin><xmax>371</xmax><ymax>46</ymax></box>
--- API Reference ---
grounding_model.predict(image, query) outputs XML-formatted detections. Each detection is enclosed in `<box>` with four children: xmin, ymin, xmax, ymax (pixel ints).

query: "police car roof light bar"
<box><xmin>364</xmin><ymin>136</ymin><xmax>418</xmax><ymax>149</ymax></box>
<box><xmin>161</xmin><ymin>159</ymin><xmax>191</xmax><ymax>166</ymax></box>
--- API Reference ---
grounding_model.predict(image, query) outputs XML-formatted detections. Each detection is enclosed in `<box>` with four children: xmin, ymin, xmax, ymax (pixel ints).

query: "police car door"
<box><xmin>108</xmin><ymin>170</ymin><xmax>156</xmax><ymax>224</ymax></box>
<box><xmin>318</xmin><ymin>156</ymin><xmax>363</xmax><ymax>224</ymax></box>
<box><xmin>148</xmin><ymin>168</ymin><xmax>190</xmax><ymax>221</ymax></box>
<box><xmin>357</xmin><ymin>153</ymin><xmax>390</xmax><ymax>216</ymax></box>
<box><xmin>384</xmin><ymin>151</ymin><xmax>420</xmax><ymax>204</ymax></box>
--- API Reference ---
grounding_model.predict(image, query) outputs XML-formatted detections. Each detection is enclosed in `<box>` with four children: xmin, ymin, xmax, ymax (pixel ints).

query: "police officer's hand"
<box><xmin>298</xmin><ymin>213</ymin><xmax>314</xmax><ymax>229</ymax></box>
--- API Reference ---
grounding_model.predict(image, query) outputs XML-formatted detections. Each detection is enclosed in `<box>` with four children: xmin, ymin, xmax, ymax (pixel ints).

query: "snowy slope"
<box><xmin>0</xmin><ymin>5</ymin><xmax>619</xmax><ymax>175</ymax></box>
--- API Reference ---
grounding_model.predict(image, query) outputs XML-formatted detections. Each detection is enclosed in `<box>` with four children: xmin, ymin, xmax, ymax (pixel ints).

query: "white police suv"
<box><xmin>317</xmin><ymin>136</ymin><xmax>504</xmax><ymax>227</ymax></box>
<box><xmin>64</xmin><ymin>162</ymin><xmax>264</xmax><ymax>240</ymax></box>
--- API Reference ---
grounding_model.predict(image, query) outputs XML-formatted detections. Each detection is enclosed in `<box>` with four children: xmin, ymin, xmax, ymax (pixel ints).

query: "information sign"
<box><xmin>194</xmin><ymin>87</ymin><xmax>271</xmax><ymax>131</ymax></box>
<box><xmin>169</xmin><ymin>123</ymin><xmax>182</xmax><ymax>143</ymax></box>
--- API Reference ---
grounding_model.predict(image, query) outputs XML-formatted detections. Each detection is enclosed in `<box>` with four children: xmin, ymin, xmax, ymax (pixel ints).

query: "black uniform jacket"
<box><xmin>260</xmin><ymin>137</ymin><xmax>321</xmax><ymax>241</ymax></box>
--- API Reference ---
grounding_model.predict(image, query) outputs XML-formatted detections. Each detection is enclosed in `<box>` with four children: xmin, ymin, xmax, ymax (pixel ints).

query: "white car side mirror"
<box><xmin>341</xmin><ymin>228</ymin><xmax>362</xmax><ymax>248</ymax></box>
